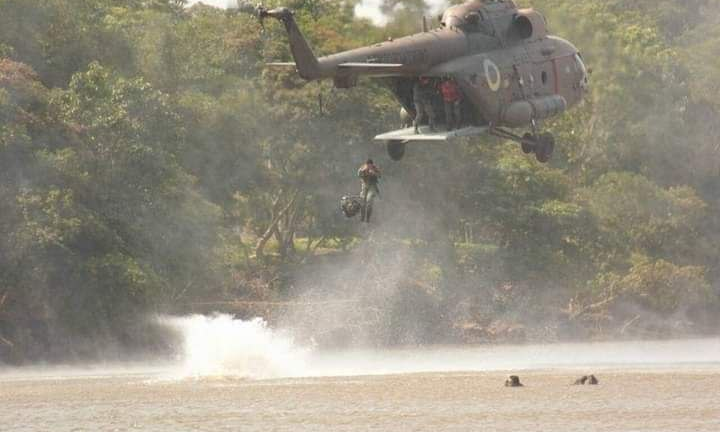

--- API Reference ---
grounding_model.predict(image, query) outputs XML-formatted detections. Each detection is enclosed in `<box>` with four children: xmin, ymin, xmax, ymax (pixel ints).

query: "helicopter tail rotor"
<box><xmin>233</xmin><ymin>2</ymin><xmax>321</xmax><ymax>80</ymax></box>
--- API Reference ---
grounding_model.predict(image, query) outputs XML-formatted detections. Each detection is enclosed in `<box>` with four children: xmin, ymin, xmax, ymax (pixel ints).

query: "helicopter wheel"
<box><xmin>534</xmin><ymin>132</ymin><xmax>555</xmax><ymax>163</ymax></box>
<box><xmin>521</xmin><ymin>132</ymin><xmax>535</xmax><ymax>154</ymax></box>
<box><xmin>387</xmin><ymin>140</ymin><xmax>406</xmax><ymax>161</ymax></box>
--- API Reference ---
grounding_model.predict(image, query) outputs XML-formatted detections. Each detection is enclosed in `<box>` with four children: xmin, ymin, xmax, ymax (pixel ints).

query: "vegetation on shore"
<box><xmin>1</xmin><ymin>0</ymin><xmax>719</xmax><ymax>363</ymax></box>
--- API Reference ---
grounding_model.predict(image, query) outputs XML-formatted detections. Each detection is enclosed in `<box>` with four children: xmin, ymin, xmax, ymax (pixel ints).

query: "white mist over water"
<box><xmin>3</xmin><ymin>315</ymin><xmax>719</xmax><ymax>382</ymax></box>
<box><xmin>160</xmin><ymin>314</ymin><xmax>720</xmax><ymax>380</ymax></box>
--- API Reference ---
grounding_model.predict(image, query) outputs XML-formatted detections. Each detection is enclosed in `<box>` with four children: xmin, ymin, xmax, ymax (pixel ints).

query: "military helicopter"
<box><xmin>236</xmin><ymin>0</ymin><xmax>589</xmax><ymax>162</ymax></box>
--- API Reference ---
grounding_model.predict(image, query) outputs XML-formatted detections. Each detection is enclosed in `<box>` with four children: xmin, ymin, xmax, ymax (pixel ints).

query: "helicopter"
<box><xmin>236</xmin><ymin>0</ymin><xmax>589</xmax><ymax>162</ymax></box>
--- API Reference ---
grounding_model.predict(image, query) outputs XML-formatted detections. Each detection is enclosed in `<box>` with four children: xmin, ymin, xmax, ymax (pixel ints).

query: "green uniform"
<box><xmin>358</xmin><ymin>164</ymin><xmax>380</xmax><ymax>222</ymax></box>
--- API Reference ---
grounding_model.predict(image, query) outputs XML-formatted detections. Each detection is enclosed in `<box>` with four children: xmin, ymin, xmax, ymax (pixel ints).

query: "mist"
<box><xmin>4</xmin><ymin>313</ymin><xmax>719</xmax><ymax>381</ymax></box>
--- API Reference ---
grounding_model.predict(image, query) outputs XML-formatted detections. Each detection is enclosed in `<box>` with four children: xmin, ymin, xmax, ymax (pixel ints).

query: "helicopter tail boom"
<box><xmin>238</xmin><ymin>3</ymin><xmax>467</xmax><ymax>83</ymax></box>
<box><xmin>264</xmin><ymin>7</ymin><xmax>321</xmax><ymax>80</ymax></box>
<box><xmin>236</xmin><ymin>3</ymin><xmax>322</xmax><ymax>79</ymax></box>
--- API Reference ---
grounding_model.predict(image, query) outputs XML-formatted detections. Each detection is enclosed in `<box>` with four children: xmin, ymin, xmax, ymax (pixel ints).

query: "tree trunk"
<box><xmin>255</xmin><ymin>190</ymin><xmax>298</xmax><ymax>262</ymax></box>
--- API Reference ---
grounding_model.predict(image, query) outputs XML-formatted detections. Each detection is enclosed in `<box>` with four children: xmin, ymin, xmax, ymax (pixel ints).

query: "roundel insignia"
<box><xmin>483</xmin><ymin>58</ymin><xmax>501</xmax><ymax>92</ymax></box>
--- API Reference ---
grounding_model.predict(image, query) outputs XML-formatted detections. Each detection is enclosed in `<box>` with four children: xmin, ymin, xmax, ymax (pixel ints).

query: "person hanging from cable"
<box><xmin>357</xmin><ymin>158</ymin><xmax>381</xmax><ymax>223</ymax></box>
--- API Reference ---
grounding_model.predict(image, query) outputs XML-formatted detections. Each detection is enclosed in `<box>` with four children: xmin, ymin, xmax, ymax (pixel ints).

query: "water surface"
<box><xmin>2</xmin><ymin>317</ymin><xmax>719</xmax><ymax>431</ymax></box>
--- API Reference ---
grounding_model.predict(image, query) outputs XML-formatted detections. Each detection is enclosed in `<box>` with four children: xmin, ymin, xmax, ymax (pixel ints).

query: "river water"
<box><xmin>1</xmin><ymin>315</ymin><xmax>719</xmax><ymax>431</ymax></box>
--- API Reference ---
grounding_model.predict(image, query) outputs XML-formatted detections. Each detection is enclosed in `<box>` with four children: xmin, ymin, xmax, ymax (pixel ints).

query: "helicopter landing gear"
<box><xmin>521</xmin><ymin>132</ymin><xmax>534</xmax><ymax>154</ymax></box>
<box><xmin>491</xmin><ymin>127</ymin><xmax>555</xmax><ymax>164</ymax></box>
<box><xmin>387</xmin><ymin>140</ymin><xmax>406</xmax><ymax>161</ymax></box>
<box><xmin>534</xmin><ymin>132</ymin><xmax>555</xmax><ymax>163</ymax></box>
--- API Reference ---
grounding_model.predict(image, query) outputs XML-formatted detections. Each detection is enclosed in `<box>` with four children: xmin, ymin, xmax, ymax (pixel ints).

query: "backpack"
<box><xmin>340</xmin><ymin>195</ymin><xmax>363</xmax><ymax>218</ymax></box>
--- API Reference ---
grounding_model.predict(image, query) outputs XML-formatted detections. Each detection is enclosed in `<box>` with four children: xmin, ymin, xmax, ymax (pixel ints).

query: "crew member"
<box><xmin>357</xmin><ymin>159</ymin><xmax>381</xmax><ymax>223</ymax></box>
<box><xmin>440</xmin><ymin>77</ymin><xmax>462</xmax><ymax>130</ymax></box>
<box><xmin>413</xmin><ymin>77</ymin><xmax>437</xmax><ymax>134</ymax></box>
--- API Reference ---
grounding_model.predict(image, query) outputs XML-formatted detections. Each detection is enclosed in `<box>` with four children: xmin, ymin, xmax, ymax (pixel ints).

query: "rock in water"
<box><xmin>505</xmin><ymin>375</ymin><xmax>523</xmax><ymax>387</ymax></box>
<box><xmin>573</xmin><ymin>374</ymin><xmax>599</xmax><ymax>385</ymax></box>
<box><xmin>573</xmin><ymin>375</ymin><xmax>588</xmax><ymax>385</ymax></box>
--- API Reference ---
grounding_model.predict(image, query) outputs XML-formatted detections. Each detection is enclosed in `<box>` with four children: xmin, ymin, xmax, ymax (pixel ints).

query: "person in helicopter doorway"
<box><xmin>413</xmin><ymin>76</ymin><xmax>437</xmax><ymax>134</ymax></box>
<box><xmin>440</xmin><ymin>76</ymin><xmax>462</xmax><ymax>131</ymax></box>
<box><xmin>357</xmin><ymin>159</ymin><xmax>381</xmax><ymax>223</ymax></box>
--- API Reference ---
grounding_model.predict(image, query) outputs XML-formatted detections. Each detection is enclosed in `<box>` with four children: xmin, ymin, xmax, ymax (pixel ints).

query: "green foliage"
<box><xmin>0</xmin><ymin>43</ymin><xmax>14</xmax><ymax>58</ymax></box>
<box><xmin>580</xmin><ymin>172</ymin><xmax>707</xmax><ymax>262</ymax></box>
<box><xmin>588</xmin><ymin>256</ymin><xmax>715</xmax><ymax>316</ymax></box>
<box><xmin>620</xmin><ymin>257</ymin><xmax>712</xmax><ymax>314</ymax></box>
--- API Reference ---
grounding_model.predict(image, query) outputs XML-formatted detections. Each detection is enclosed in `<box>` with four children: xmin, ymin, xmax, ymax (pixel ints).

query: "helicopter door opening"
<box><xmin>390</xmin><ymin>78</ymin><xmax>416</xmax><ymax>121</ymax></box>
<box><xmin>390</xmin><ymin>77</ymin><xmax>444</xmax><ymax>130</ymax></box>
<box><xmin>385</xmin><ymin>76</ymin><xmax>486</xmax><ymax>135</ymax></box>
